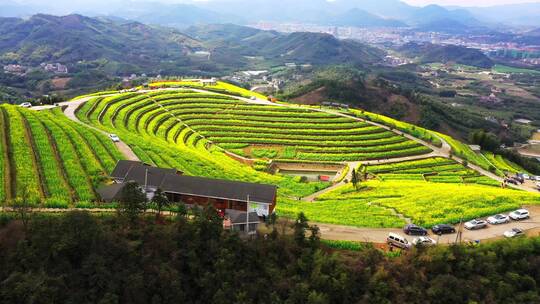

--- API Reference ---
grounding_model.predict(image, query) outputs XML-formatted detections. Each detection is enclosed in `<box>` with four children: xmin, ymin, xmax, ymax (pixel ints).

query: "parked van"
<box><xmin>387</xmin><ymin>233</ymin><xmax>411</xmax><ymax>249</ymax></box>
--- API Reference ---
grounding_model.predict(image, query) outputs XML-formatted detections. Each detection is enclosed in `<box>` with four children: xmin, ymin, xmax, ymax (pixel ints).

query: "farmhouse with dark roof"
<box><xmin>98</xmin><ymin>161</ymin><xmax>277</xmax><ymax>218</ymax></box>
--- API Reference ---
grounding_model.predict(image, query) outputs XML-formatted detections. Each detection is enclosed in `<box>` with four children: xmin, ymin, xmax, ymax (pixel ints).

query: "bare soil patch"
<box><xmin>51</xmin><ymin>77</ymin><xmax>72</xmax><ymax>90</ymax></box>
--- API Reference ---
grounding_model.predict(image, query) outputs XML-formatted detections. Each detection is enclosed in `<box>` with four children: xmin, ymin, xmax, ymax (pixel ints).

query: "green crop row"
<box><xmin>367</xmin><ymin>157</ymin><xmax>456</xmax><ymax>173</ymax></box>
<box><xmin>208</xmin><ymin>135</ymin><xmax>412</xmax><ymax>149</ymax></box>
<box><xmin>193</xmin><ymin>125</ymin><xmax>382</xmax><ymax>136</ymax></box>
<box><xmin>20</xmin><ymin>110</ymin><xmax>72</xmax><ymax>202</ymax></box>
<box><xmin>0</xmin><ymin>109</ymin><xmax>6</xmax><ymax>202</ymax></box>
<box><xmin>351</xmin><ymin>109</ymin><xmax>443</xmax><ymax>147</ymax></box>
<box><xmin>36</xmin><ymin>111</ymin><xmax>97</xmax><ymax>201</ymax></box>
<box><xmin>2</xmin><ymin>105</ymin><xmax>42</xmax><ymax>202</ymax></box>
<box><xmin>200</xmin><ymin>130</ymin><xmax>399</xmax><ymax>143</ymax></box>
<box><xmin>181</xmin><ymin>118</ymin><xmax>369</xmax><ymax>130</ymax></box>
<box><xmin>293</xmin><ymin>140</ymin><xmax>419</xmax><ymax>153</ymax></box>
<box><xmin>154</xmin><ymin>100</ymin><xmax>349</xmax><ymax>117</ymax></box>
<box><xmin>296</xmin><ymin>146</ymin><xmax>432</xmax><ymax>162</ymax></box>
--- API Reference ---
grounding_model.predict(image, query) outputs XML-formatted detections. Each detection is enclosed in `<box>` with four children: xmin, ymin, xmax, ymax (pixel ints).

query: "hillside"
<box><xmin>186</xmin><ymin>24</ymin><xmax>385</xmax><ymax>65</ymax></box>
<box><xmin>0</xmin><ymin>14</ymin><xmax>201</xmax><ymax>70</ymax></box>
<box><xmin>398</xmin><ymin>42</ymin><xmax>494</xmax><ymax>68</ymax></box>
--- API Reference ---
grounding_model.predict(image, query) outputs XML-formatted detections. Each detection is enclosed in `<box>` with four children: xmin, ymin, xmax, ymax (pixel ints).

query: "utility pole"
<box><xmin>144</xmin><ymin>168</ymin><xmax>148</xmax><ymax>198</ymax></box>
<box><xmin>455</xmin><ymin>215</ymin><xmax>463</xmax><ymax>244</ymax></box>
<box><xmin>246</xmin><ymin>195</ymin><xmax>250</xmax><ymax>234</ymax></box>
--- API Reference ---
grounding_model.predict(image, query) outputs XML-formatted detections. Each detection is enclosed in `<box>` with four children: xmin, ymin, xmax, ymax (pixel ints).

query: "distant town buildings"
<box><xmin>383</xmin><ymin>55</ymin><xmax>412</xmax><ymax>67</ymax></box>
<box><xmin>41</xmin><ymin>63</ymin><xmax>68</xmax><ymax>74</ymax></box>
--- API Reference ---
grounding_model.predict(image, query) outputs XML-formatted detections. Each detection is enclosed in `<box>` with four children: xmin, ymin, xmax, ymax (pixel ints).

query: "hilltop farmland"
<box><xmin>0</xmin><ymin>80</ymin><xmax>538</xmax><ymax>227</ymax></box>
<box><xmin>60</xmin><ymin>81</ymin><xmax>540</xmax><ymax>226</ymax></box>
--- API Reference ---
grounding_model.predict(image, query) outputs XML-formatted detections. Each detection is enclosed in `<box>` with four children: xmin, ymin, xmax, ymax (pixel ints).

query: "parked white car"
<box><xmin>464</xmin><ymin>219</ymin><xmax>488</xmax><ymax>230</ymax></box>
<box><xmin>19</xmin><ymin>102</ymin><xmax>32</xmax><ymax>108</ymax></box>
<box><xmin>509</xmin><ymin>209</ymin><xmax>529</xmax><ymax>220</ymax></box>
<box><xmin>109</xmin><ymin>134</ymin><xmax>120</xmax><ymax>142</ymax></box>
<box><xmin>412</xmin><ymin>236</ymin><xmax>436</xmax><ymax>247</ymax></box>
<box><xmin>504</xmin><ymin>228</ymin><xmax>524</xmax><ymax>238</ymax></box>
<box><xmin>487</xmin><ymin>214</ymin><xmax>510</xmax><ymax>225</ymax></box>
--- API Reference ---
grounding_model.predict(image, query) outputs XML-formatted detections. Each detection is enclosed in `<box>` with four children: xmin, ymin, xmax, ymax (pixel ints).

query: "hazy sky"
<box><xmin>11</xmin><ymin>0</ymin><xmax>540</xmax><ymax>8</ymax></box>
<box><xmin>402</xmin><ymin>0</ymin><xmax>540</xmax><ymax>7</ymax></box>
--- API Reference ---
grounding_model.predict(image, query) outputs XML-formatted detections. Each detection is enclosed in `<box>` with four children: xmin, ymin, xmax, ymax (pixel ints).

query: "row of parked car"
<box><xmin>387</xmin><ymin>208</ymin><xmax>530</xmax><ymax>249</ymax></box>
<box><xmin>505</xmin><ymin>173</ymin><xmax>540</xmax><ymax>187</ymax></box>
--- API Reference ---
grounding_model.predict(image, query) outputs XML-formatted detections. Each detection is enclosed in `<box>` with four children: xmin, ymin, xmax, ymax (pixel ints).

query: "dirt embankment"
<box><xmin>270</xmin><ymin>162</ymin><xmax>344</xmax><ymax>173</ymax></box>
<box><xmin>291</xmin><ymin>86</ymin><xmax>327</xmax><ymax>105</ymax></box>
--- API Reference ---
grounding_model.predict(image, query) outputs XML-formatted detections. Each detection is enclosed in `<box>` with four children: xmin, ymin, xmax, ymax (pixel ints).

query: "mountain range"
<box><xmin>186</xmin><ymin>23</ymin><xmax>384</xmax><ymax>66</ymax></box>
<box><xmin>2</xmin><ymin>0</ymin><xmax>540</xmax><ymax>28</ymax></box>
<box><xmin>0</xmin><ymin>15</ymin><xmax>385</xmax><ymax>74</ymax></box>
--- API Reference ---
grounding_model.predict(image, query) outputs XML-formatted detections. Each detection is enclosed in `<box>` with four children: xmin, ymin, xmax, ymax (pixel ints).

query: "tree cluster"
<box><xmin>1</xmin><ymin>210</ymin><xmax>540</xmax><ymax>304</ymax></box>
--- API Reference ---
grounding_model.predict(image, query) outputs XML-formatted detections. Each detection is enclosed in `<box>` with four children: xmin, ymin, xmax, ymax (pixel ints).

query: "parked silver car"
<box><xmin>387</xmin><ymin>233</ymin><xmax>411</xmax><ymax>249</ymax></box>
<box><xmin>464</xmin><ymin>219</ymin><xmax>488</xmax><ymax>230</ymax></box>
<box><xmin>412</xmin><ymin>236</ymin><xmax>436</xmax><ymax>247</ymax></box>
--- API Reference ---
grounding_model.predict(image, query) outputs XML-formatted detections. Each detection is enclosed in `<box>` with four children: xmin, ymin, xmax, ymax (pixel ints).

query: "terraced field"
<box><xmin>366</xmin><ymin>157</ymin><xmax>501</xmax><ymax>186</ymax></box>
<box><xmin>75</xmin><ymin>92</ymin><xmax>330</xmax><ymax>198</ymax></box>
<box><xmin>275</xmin><ymin>157</ymin><xmax>540</xmax><ymax>227</ymax></box>
<box><xmin>0</xmin><ymin>105</ymin><xmax>123</xmax><ymax>206</ymax></box>
<box><xmin>68</xmin><ymin>85</ymin><xmax>540</xmax><ymax>227</ymax></box>
<box><xmin>75</xmin><ymin>90</ymin><xmax>432</xmax><ymax>162</ymax></box>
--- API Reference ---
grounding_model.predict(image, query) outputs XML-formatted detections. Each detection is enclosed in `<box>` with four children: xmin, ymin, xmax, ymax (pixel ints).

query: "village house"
<box><xmin>479</xmin><ymin>93</ymin><xmax>501</xmax><ymax>103</ymax></box>
<box><xmin>3</xmin><ymin>64</ymin><xmax>26</xmax><ymax>74</ymax></box>
<box><xmin>200</xmin><ymin>78</ymin><xmax>217</xmax><ymax>86</ymax></box>
<box><xmin>41</xmin><ymin>63</ymin><xmax>68</xmax><ymax>74</ymax></box>
<box><xmin>97</xmin><ymin>161</ymin><xmax>277</xmax><ymax>231</ymax></box>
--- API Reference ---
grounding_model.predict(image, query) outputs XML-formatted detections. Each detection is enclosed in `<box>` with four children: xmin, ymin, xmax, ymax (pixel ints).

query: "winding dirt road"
<box><xmin>32</xmin><ymin>97</ymin><xmax>140</xmax><ymax>162</ymax></box>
